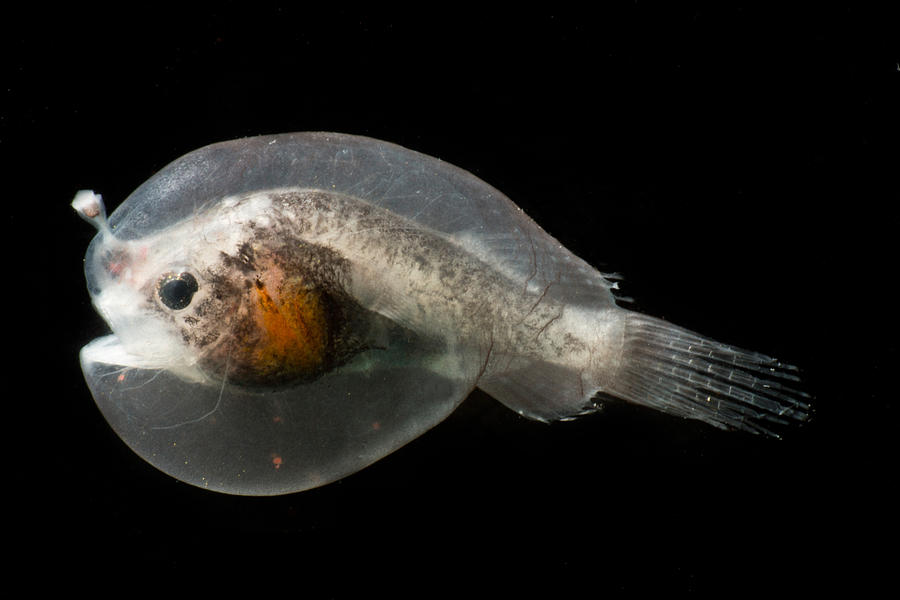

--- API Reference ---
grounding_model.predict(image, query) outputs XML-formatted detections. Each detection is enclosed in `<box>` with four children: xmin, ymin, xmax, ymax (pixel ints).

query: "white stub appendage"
<box><xmin>72</xmin><ymin>190</ymin><xmax>112</xmax><ymax>237</ymax></box>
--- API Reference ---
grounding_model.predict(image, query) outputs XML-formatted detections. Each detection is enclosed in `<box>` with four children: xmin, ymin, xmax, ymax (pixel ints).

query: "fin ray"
<box><xmin>609</xmin><ymin>313</ymin><xmax>810</xmax><ymax>436</ymax></box>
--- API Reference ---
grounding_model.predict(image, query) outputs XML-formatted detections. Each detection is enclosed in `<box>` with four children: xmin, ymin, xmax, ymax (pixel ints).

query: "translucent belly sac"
<box><xmin>72</xmin><ymin>132</ymin><xmax>810</xmax><ymax>496</ymax></box>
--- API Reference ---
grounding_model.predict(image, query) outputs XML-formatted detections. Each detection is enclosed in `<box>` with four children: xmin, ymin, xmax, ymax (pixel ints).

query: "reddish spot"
<box><xmin>372</xmin><ymin>421</ymin><xmax>381</xmax><ymax>431</ymax></box>
<box><xmin>271</xmin><ymin>454</ymin><xmax>283</xmax><ymax>470</ymax></box>
<box><xmin>272</xmin><ymin>415</ymin><xmax>282</xmax><ymax>423</ymax></box>
<box><xmin>117</xmin><ymin>373</ymin><xmax>126</xmax><ymax>382</ymax></box>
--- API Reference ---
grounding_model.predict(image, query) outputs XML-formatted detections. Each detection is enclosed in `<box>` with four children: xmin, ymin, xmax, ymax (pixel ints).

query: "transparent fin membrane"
<box><xmin>610</xmin><ymin>313</ymin><xmax>811</xmax><ymax>437</ymax></box>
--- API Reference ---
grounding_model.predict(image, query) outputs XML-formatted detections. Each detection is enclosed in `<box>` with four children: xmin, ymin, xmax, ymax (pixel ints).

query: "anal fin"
<box><xmin>478</xmin><ymin>360</ymin><xmax>599</xmax><ymax>423</ymax></box>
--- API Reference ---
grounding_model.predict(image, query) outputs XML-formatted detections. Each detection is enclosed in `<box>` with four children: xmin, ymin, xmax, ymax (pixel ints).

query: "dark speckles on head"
<box><xmin>219</xmin><ymin>242</ymin><xmax>257</xmax><ymax>274</ymax></box>
<box><xmin>191</xmin><ymin>297</ymin><xmax>211</xmax><ymax>318</ymax></box>
<box><xmin>159</xmin><ymin>211</ymin><xmax>381</xmax><ymax>388</ymax></box>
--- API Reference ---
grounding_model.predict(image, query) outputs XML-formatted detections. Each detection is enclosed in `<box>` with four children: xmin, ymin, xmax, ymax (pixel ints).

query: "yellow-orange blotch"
<box><xmin>251</xmin><ymin>278</ymin><xmax>328</xmax><ymax>382</ymax></box>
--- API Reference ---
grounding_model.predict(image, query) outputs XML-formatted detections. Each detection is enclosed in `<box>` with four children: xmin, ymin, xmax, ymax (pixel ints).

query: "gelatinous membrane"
<box><xmin>82</xmin><ymin>326</ymin><xmax>471</xmax><ymax>495</ymax></box>
<box><xmin>76</xmin><ymin>132</ymin><xmax>537</xmax><ymax>495</ymax></box>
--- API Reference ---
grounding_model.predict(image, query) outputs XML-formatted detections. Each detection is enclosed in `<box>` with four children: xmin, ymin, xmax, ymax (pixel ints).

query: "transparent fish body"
<box><xmin>73</xmin><ymin>133</ymin><xmax>809</xmax><ymax>495</ymax></box>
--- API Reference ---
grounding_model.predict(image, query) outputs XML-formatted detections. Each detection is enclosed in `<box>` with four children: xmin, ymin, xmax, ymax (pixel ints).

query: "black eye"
<box><xmin>158</xmin><ymin>272</ymin><xmax>199</xmax><ymax>310</ymax></box>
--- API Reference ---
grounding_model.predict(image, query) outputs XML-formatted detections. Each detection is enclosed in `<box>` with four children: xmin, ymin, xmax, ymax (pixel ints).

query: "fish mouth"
<box><xmin>79</xmin><ymin>334</ymin><xmax>207</xmax><ymax>384</ymax></box>
<box><xmin>80</xmin><ymin>334</ymin><xmax>156</xmax><ymax>371</ymax></box>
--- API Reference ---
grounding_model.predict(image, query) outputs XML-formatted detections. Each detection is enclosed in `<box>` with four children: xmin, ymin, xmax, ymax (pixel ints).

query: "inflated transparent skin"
<box><xmin>75</xmin><ymin>133</ymin><xmax>809</xmax><ymax>495</ymax></box>
<box><xmin>76</xmin><ymin>133</ymin><xmax>514</xmax><ymax>495</ymax></box>
<box><xmin>82</xmin><ymin>334</ymin><xmax>466</xmax><ymax>495</ymax></box>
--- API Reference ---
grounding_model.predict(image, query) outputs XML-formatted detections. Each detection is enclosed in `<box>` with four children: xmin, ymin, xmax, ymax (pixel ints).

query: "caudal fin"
<box><xmin>608</xmin><ymin>313</ymin><xmax>810</xmax><ymax>437</ymax></box>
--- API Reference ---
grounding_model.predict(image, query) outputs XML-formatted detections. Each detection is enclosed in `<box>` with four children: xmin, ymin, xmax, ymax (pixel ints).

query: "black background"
<box><xmin>5</xmin><ymin>4</ymin><xmax>896</xmax><ymax>594</ymax></box>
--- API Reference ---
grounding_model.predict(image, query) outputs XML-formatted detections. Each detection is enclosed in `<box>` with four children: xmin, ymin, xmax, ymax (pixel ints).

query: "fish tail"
<box><xmin>606</xmin><ymin>313</ymin><xmax>810</xmax><ymax>437</ymax></box>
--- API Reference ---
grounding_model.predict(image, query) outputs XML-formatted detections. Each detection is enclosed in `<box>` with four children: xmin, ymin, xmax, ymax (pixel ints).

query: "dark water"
<box><xmin>8</xmin><ymin>5</ymin><xmax>895</xmax><ymax>593</ymax></box>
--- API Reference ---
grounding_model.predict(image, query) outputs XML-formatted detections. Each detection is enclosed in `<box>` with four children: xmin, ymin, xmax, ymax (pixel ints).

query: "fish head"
<box><xmin>76</xmin><ymin>190</ymin><xmax>350</xmax><ymax>387</ymax></box>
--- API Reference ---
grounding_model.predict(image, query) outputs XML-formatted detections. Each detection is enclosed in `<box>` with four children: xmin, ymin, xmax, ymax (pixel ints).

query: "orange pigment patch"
<box><xmin>252</xmin><ymin>279</ymin><xmax>328</xmax><ymax>380</ymax></box>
